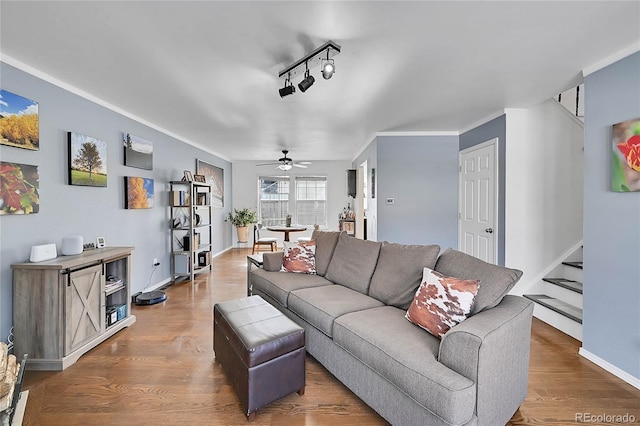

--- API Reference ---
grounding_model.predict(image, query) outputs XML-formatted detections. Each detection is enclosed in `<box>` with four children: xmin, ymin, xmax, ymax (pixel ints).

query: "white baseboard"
<box><xmin>578</xmin><ymin>348</ymin><xmax>640</xmax><ymax>390</ymax></box>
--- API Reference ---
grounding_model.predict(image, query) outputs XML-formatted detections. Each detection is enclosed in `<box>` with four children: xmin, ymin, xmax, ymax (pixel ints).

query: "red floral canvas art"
<box><xmin>612</xmin><ymin>117</ymin><xmax>640</xmax><ymax>192</ymax></box>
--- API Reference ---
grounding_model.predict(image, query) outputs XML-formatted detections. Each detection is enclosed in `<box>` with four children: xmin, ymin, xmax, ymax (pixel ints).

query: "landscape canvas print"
<box><xmin>196</xmin><ymin>159</ymin><xmax>224</xmax><ymax>207</ymax></box>
<box><xmin>123</xmin><ymin>133</ymin><xmax>153</xmax><ymax>170</ymax></box>
<box><xmin>68</xmin><ymin>132</ymin><xmax>108</xmax><ymax>187</ymax></box>
<box><xmin>0</xmin><ymin>89</ymin><xmax>39</xmax><ymax>150</ymax></box>
<box><xmin>125</xmin><ymin>176</ymin><xmax>154</xmax><ymax>209</ymax></box>
<box><xmin>612</xmin><ymin>117</ymin><xmax>640</xmax><ymax>192</ymax></box>
<box><xmin>0</xmin><ymin>161</ymin><xmax>39</xmax><ymax>215</ymax></box>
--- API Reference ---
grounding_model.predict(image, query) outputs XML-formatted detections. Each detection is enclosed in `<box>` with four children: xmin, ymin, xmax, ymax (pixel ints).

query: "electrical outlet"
<box><xmin>153</xmin><ymin>258</ymin><xmax>159</xmax><ymax>266</ymax></box>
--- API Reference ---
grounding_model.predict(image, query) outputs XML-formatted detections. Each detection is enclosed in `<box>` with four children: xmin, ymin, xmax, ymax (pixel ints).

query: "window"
<box><xmin>258</xmin><ymin>176</ymin><xmax>289</xmax><ymax>226</ymax></box>
<box><xmin>295</xmin><ymin>176</ymin><xmax>327</xmax><ymax>227</ymax></box>
<box><xmin>258</xmin><ymin>175</ymin><xmax>327</xmax><ymax>227</ymax></box>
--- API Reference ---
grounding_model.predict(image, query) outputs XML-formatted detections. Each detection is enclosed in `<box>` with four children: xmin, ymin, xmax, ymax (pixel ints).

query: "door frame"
<box><xmin>458</xmin><ymin>138</ymin><xmax>499</xmax><ymax>264</ymax></box>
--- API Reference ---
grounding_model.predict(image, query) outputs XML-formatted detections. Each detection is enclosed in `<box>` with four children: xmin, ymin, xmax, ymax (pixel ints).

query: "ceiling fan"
<box><xmin>256</xmin><ymin>150</ymin><xmax>311</xmax><ymax>171</ymax></box>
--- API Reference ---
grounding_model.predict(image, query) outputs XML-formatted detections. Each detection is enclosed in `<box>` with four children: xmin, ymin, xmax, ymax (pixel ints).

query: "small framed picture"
<box><xmin>193</xmin><ymin>174</ymin><xmax>206</xmax><ymax>183</ymax></box>
<box><xmin>182</xmin><ymin>170</ymin><xmax>193</xmax><ymax>182</ymax></box>
<box><xmin>96</xmin><ymin>237</ymin><xmax>106</xmax><ymax>248</ymax></box>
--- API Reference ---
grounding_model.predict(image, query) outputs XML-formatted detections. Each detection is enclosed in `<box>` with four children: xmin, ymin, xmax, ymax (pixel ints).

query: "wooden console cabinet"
<box><xmin>12</xmin><ymin>247</ymin><xmax>136</xmax><ymax>370</ymax></box>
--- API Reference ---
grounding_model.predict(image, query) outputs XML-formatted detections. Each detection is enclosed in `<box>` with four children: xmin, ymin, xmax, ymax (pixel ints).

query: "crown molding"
<box><xmin>0</xmin><ymin>53</ymin><xmax>231</xmax><ymax>162</ymax></box>
<box><xmin>376</xmin><ymin>131</ymin><xmax>459</xmax><ymax>137</ymax></box>
<box><xmin>583</xmin><ymin>41</ymin><xmax>640</xmax><ymax>77</ymax></box>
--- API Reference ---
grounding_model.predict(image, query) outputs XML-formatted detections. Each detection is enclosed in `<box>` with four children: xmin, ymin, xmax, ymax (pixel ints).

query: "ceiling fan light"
<box><xmin>322</xmin><ymin>59</ymin><xmax>335</xmax><ymax>79</ymax></box>
<box><xmin>278</xmin><ymin>164</ymin><xmax>293</xmax><ymax>171</ymax></box>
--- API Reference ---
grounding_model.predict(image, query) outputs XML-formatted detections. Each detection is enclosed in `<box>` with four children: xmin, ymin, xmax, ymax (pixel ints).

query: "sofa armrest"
<box><xmin>263</xmin><ymin>252</ymin><xmax>284</xmax><ymax>271</ymax></box>
<box><xmin>438</xmin><ymin>295</ymin><xmax>534</xmax><ymax>426</ymax></box>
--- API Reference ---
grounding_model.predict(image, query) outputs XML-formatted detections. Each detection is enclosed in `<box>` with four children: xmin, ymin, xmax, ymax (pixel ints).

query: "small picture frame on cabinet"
<box><xmin>182</xmin><ymin>170</ymin><xmax>193</xmax><ymax>182</ymax></box>
<box><xmin>193</xmin><ymin>174</ymin><xmax>206</xmax><ymax>183</ymax></box>
<box><xmin>96</xmin><ymin>236</ymin><xmax>106</xmax><ymax>248</ymax></box>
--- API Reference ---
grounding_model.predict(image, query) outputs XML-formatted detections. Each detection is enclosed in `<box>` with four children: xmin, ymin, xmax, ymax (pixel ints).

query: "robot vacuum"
<box><xmin>133</xmin><ymin>290</ymin><xmax>167</xmax><ymax>305</ymax></box>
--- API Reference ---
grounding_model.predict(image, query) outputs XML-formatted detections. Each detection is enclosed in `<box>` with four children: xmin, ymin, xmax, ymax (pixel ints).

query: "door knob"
<box><xmin>485</xmin><ymin>228</ymin><xmax>493</xmax><ymax>233</ymax></box>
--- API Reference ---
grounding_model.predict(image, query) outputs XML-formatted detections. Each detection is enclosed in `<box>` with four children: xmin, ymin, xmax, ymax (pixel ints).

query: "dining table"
<box><xmin>266</xmin><ymin>225</ymin><xmax>308</xmax><ymax>242</ymax></box>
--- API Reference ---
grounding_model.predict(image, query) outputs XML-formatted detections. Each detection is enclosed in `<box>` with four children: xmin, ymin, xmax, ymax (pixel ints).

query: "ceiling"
<box><xmin>1</xmin><ymin>1</ymin><xmax>639</xmax><ymax>162</ymax></box>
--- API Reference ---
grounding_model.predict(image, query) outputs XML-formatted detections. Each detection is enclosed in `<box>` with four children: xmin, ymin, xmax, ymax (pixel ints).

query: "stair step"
<box><xmin>542</xmin><ymin>278</ymin><xmax>583</xmax><ymax>294</ymax></box>
<box><xmin>523</xmin><ymin>294</ymin><xmax>583</xmax><ymax>323</ymax></box>
<box><xmin>562</xmin><ymin>261</ymin><xmax>583</xmax><ymax>269</ymax></box>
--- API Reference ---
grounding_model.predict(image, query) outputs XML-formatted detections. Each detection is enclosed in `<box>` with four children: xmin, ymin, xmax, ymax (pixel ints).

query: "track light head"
<box><xmin>279</xmin><ymin>84</ymin><xmax>295</xmax><ymax>98</ymax></box>
<box><xmin>279</xmin><ymin>75</ymin><xmax>295</xmax><ymax>98</ymax></box>
<box><xmin>298</xmin><ymin>70</ymin><xmax>315</xmax><ymax>92</ymax></box>
<box><xmin>322</xmin><ymin>59</ymin><xmax>335</xmax><ymax>79</ymax></box>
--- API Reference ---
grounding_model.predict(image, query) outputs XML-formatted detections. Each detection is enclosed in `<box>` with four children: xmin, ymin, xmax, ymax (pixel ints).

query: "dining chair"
<box><xmin>252</xmin><ymin>223</ymin><xmax>278</xmax><ymax>254</ymax></box>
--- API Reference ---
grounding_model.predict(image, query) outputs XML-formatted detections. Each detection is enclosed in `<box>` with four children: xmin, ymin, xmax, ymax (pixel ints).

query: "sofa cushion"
<box><xmin>434</xmin><ymin>248</ymin><xmax>523</xmax><ymax>314</ymax></box>
<box><xmin>406</xmin><ymin>267</ymin><xmax>479</xmax><ymax>338</ymax></box>
<box><xmin>311</xmin><ymin>230</ymin><xmax>342</xmax><ymax>276</ymax></box>
<box><xmin>288</xmin><ymin>285</ymin><xmax>384</xmax><ymax>337</ymax></box>
<box><xmin>324</xmin><ymin>233</ymin><xmax>382</xmax><ymax>294</ymax></box>
<box><xmin>280</xmin><ymin>241</ymin><xmax>316</xmax><ymax>274</ymax></box>
<box><xmin>249</xmin><ymin>268</ymin><xmax>332</xmax><ymax>308</ymax></box>
<box><xmin>368</xmin><ymin>242</ymin><xmax>440</xmax><ymax>309</ymax></box>
<box><xmin>262</xmin><ymin>251</ymin><xmax>284</xmax><ymax>272</ymax></box>
<box><xmin>333</xmin><ymin>306</ymin><xmax>476</xmax><ymax>425</ymax></box>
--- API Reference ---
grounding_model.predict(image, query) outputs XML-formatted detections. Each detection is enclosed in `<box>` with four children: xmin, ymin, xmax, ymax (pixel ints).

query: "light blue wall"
<box><xmin>459</xmin><ymin>115</ymin><xmax>507</xmax><ymax>265</ymax></box>
<box><xmin>376</xmin><ymin>135</ymin><xmax>459</xmax><ymax>248</ymax></box>
<box><xmin>583</xmin><ymin>52</ymin><xmax>640</xmax><ymax>378</ymax></box>
<box><xmin>0</xmin><ymin>63</ymin><xmax>233</xmax><ymax>343</ymax></box>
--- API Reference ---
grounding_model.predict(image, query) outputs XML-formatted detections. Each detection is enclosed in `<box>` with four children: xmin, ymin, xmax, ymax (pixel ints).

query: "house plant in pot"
<box><xmin>227</xmin><ymin>208</ymin><xmax>257</xmax><ymax>243</ymax></box>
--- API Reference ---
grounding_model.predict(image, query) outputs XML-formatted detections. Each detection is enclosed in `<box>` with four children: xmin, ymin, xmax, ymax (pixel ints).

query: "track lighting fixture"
<box><xmin>298</xmin><ymin>67</ymin><xmax>315</xmax><ymax>92</ymax></box>
<box><xmin>279</xmin><ymin>74</ymin><xmax>295</xmax><ymax>98</ymax></box>
<box><xmin>322</xmin><ymin>59</ymin><xmax>335</xmax><ymax>80</ymax></box>
<box><xmin>278</xmin><ymin>40</ymin><xmax>341</xmax><ymax>97</ymax></box>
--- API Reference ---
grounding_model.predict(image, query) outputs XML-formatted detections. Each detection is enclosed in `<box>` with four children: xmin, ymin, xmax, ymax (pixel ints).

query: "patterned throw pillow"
<box><xmin>405</xmin><ymin>267</ymin><xmax>479</xmax><ymax>338</ymax></box>
<box><xmin>280</xmin><ymin>241</ymin><xmax>317</xmax><ymax>274</ymax></box>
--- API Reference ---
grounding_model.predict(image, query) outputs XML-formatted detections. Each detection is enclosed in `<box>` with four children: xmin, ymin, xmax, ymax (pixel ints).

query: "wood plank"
<box><xmin>20</xmin><ymin>248</ymin><xmax>640</xmax><ymax>425</ymax></box>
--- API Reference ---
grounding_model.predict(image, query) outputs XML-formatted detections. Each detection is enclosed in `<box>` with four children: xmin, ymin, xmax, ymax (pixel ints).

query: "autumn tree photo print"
<box><xmin>125</xmin><ymin>176</ymin><xmax>154</xmax><ymax>209</ymax></box>
<box><xmin>68</xmin><ymin>132</ymin><xmax>107</xmax><ymax>187</ymax></box>
<box><xmin>0</xmin><ymin>89</ymin><xmax>39</xmax><ymax>150</ymax></box>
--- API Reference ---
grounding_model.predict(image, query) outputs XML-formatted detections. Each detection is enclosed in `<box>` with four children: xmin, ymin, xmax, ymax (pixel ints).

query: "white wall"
<box><xmin>505</xmin><ymin>100</ymin><xmax>584</xmax><ymax>292</ymax></box>
<box><xmin>231</xmin><ymin>160</ymin><xmax>352</xmax><ymax>246</ymax></box>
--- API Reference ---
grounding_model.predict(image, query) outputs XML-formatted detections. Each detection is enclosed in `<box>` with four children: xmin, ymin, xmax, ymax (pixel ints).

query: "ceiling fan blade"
<box><xmin>293</xmin><ymin>164</ymin><xmax>308</xmax><ymax>168</ymax></box>
<box><xmin>298</xmin><ymin>161</ymin><xmax>312</xmax><ymax>165</ymax></box>
<box><xmin>256</xmin><ymin>162</ymin><xmax>280</xmax><ymax>166</ymax></box>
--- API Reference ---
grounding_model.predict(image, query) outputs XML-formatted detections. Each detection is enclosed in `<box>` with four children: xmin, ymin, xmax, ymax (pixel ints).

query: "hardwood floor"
<box><xmin>21</xmin><ymin>248</ymin><xmax>639</xmax><ymax>425</ymax></box>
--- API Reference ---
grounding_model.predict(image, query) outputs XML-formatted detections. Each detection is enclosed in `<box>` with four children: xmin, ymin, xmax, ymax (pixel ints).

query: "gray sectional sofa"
<box><xmin>248</xmin><ymin>231</ymin><xmax>534</xmax><ymax>426</ymax></box>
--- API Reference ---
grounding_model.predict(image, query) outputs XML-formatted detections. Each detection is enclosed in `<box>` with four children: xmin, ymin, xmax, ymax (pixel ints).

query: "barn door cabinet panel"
<box><xmin>12</xmin><ymin>247</ymin><xmax>136</xmax><ymax>371</ymax></box>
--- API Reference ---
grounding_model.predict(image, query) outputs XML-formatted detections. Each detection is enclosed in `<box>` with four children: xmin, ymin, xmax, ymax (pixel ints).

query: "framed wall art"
<box><xmin>68</xmin><ymin>132</ymin><xmax>107</xmax><ymax>187</ymax></box>
<box><xmin>612</xmin><ymin>117</ymin><xmax>640</xmax><ymax>192</ymax></box>
<box><xmin>0</xmin><ymin>161</ymin><xmax>39</xmax><ymax>214</ymax></box>
<box><xmin>124</xmin><ymin>176</ymin><xmax>154</xmax><ymax>209</ymax></box>
<box><xmin>123</xmin><ymin>132</ymin><xmax>153</xmax><ymax>170</ymax></box>
<box><xmin>196</xmin><ymin>159</ymin><xmax>224</xmax><ymax>207</ymax></box>
<box><xmin>0</xmin><ymin>89</ymin><xmax>39</xmax><ymax>151</ymax></box>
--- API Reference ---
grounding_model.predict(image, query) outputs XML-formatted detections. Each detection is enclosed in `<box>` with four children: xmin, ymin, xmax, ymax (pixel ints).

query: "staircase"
<box><xmin>524</xmin><ymin>246</ymin><xmax>583</xmax><ymax>341</ymax></box>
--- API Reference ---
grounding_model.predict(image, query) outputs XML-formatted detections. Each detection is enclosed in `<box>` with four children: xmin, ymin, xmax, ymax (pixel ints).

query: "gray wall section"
<box><xmin>376</xmin><ymin>135</ymin><xmax>459</xmax><ymax>249</ymax></box>
<box><xmin>0</xmin><ymin>63</ymin><xmax>233</xmax><ymax>342</ymax></box>
<box><xmin>583</xmin><ymin>52</ymin><xmax>640</xmax><ymax>378</ymax></box>
<box><xmin>459</xmin><ymin>115</ymin><xmax>507</xmax><ymax>266</ymax></box>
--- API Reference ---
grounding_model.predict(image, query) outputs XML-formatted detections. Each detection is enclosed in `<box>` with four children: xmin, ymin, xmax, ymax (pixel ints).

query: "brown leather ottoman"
<box><xmin>213</xmin><ymin>295</ymin><xmax>305</xmax><ymax>421</ymax></box>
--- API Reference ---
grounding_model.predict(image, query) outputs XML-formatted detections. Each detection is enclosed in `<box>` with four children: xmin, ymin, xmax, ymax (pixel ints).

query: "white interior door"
<box><xmin>459</xmin><ymin>139</ymin><xmax>498</xmax><ymax>263</ymax></box>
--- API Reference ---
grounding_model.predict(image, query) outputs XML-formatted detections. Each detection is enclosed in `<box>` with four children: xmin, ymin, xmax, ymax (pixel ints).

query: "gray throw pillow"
<box><xmin>434</xmin><ymin>248</ymin><xmax>523</xmax><ymax>315</ymax></box>
<box><xmin>311</xmin><ymin>230</ymin><xmax>342</xmax><ymax>276</ymax></box>
<box><xmin>369</xmin><ymin>242</ymin><xmax>441</xmax><ymax>309</ymax></box>
<box><xmin>325</xmin><ymin>233</ymin><xmax>382</xmax><ymax>294</ymax></box>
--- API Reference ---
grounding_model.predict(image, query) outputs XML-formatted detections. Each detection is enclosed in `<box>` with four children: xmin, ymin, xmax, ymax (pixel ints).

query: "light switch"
<box><xmin>386</xmin><ymin>198</ymin><xmax>394</xmax><ymax>205</ymax></box>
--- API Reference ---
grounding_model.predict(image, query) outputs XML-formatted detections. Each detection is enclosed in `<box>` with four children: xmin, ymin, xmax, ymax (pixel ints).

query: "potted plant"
<box><xmin>226</xmin><ymin>208</ymin><xmax>257</xmax><ymax>243</ymax></box>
